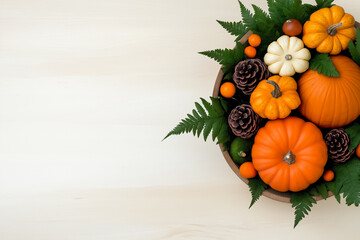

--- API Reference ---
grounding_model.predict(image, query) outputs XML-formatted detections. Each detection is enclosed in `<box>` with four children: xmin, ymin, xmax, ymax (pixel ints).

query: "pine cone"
<box><xmin>233</xmin><ymin>59</ymin><xmax>270</xmax><ymax>95</ymax></box>
<box><xmin>228</xmin><ymin>104</ymin><xmax>261</xmax><ymax>139</ymax></box>
<box><xmin>325</xmin><ymin>128</ymin><xmax>354</xmax><ymax>163</ymax></box>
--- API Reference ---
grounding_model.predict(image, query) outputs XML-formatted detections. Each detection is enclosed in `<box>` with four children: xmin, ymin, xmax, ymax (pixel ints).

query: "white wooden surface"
<box><xmin>0</xmin><ymin>0</ymin><xmax>359</xmax><ymax>239</ymax></box>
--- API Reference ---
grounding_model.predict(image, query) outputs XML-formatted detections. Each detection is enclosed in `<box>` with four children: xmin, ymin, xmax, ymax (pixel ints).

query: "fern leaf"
<box><xmin>200</xmin><ymin>42</ymin><xmax>245</xmax><ymax>78</ymax></box>
<box><xmin>216</xmin><ymin>20</ymin><xmax>248</xmax><ymax>40</ymax></box>
<box><xmin>198</xmin><ymin>48</ymin><xmax>231</xmax><ymax>64</ymax></box>
<box><xmin>307</xmin><ymin>182</ymin><xmax>328</xmax><ymax>200</ymax></box>
<box><xmin>316</xmin><ymin>182</ymin><xmax>328</xmax><ymax>200</ymax></box>
<box><xmin>238</xmin><ymin>1</ymin><xmax>256</xmax><ymax>31</ymax></box>
<box><xmin>248</xmin><ymin>178</ymin><xmax>268</xmax><ymax>208</ymax></box>
<box><xmin>195</xmin><ymin>102</ymin><xmax>207</xmax><ymax>118</ymax></box>
<box><xmin>325</xmin><ymin>181</ymin><xmax>341</xmax><ymax>203</ymax></box>
<box><xmin>163</xmin><ymin>97</ymin><xmax>231</xmax><ymax>148</ymax></box>
<box><xmin>315</xmin><ymin>0</ymin><xmax>335</xmax><ymax>9</ymax></box>
<box><xmin>201</xmin><ymin>98</ymin><xmax>216</xmax><ymax>117</ymax></box>
<box><xmin>291</xmin><ymin>191</ymin><xmax>317</xmax><ymax>228</ymax></box>
<box><xmin>333</xmin><ymin>158</ymin><xmax>360</xmax><ymax>206</ymax></box>
<box><xmin>203</xmin><ymin>119</ymin><xmax>213</xmax><ymax>141</ymax></box>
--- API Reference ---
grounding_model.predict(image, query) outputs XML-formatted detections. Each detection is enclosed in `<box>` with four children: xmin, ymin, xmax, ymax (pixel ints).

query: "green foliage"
<box><xmin>291</xmin><ymin>191</ymin><xmax>317</xmax><ymax>228</ymax></box>
<box><xmin>325</xmin><ymin>181</ymin><xmax>341</xmax><ymax>203</ymax></box>
<box><xmin>267</xmin><ymin>0</ymin><xmax>313</xmax><ymax>26</ymax></box>
<box><xmin>216</xmin><ymin>20</ymin><xmax>248</xmax><ymax>41</ymax></box>
<box><xmin>315</xmin><ymin>0</ymin><xmax>335</xmax><ymax>9</ymax></box>
<box><xmin>248</xmin><ymin>178</ymin><xmax>268</xmax><ymax>208</ymax></box>
<box><xmin>348</xmin><ymin>29</ymin><xmax>360</xmax><ymax>65</ymax></box>
<box><xmin>309</xmin><ymin>53</ymin><xmax>340</xmax><ymax>77</ymax></box>
<box><xmin>345</xmin><ymin>122</ymin><xmax>360</xmax><ymax>151</ymax></box>
<box><xmin>308</xmin><ymin>182</ymin><xmax>328</xmax><ymax>200</ymax></box>
<box><xmin>333</xmin><ymin>158</ymin><xmax>360</xmax><ymax>206</ymax></box>
<box><xmin>199</xmin><ymin>42</ymin><xmax>245</xmax><ymax>80</ymax></box>
<box><xmin>163</xmin><ymin>97</ymin><xmax>231</xmax><ymax>147</ymax></box>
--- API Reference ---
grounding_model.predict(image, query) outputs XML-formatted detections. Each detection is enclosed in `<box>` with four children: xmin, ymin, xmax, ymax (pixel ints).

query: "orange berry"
<box><xmin>323</xmin><ymin>170</ymin><xmax>335</xmax><ymax>182</ymax></box>
<box><xmin>248</xmin><ymin>34</ymin><xmax>261</xmax><ymax>47</ymax></box>
<box><xmin>282</xmin><ymin>19</ymin><xmax>303</xmax><ymax>36</ymax></box>
<box><xmin>220</xmin><ymin>82</ymin><xmax>236</xmax><ymax>98</ymax></box>
<box><xmin>356</xmin><ymin>145</ymin><xmax>360</xmax><ymax>158</ymax></box>
<box><xmin>245</xmin><ymin>46</ymin><xmax>256</xmax><ymax>58</ymax></box>
<box><xmin>239</xmin><ymin>162</ymin><xmax>257</xmax><ymax>179</ymax></box>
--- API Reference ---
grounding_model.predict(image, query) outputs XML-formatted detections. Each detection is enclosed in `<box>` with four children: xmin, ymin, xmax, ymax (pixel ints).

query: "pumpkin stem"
<box><xmin>283</xmin><ymin>151</ymin><xmax>296</xmax><ymax>165</ymax></box>
<box><xmin>285</xmin><ymin>54</ymin><xmax>293</xmax><ymax>61</ymax></box>
<box><xmin>266</xmin><ymin>80</ymin><xmax>282</xmax><ymax>98</ymax></box>
<box><xmin>327</xmin><ymin>22</ymin><xmax>343</xmax><ymax>36</ymax></box>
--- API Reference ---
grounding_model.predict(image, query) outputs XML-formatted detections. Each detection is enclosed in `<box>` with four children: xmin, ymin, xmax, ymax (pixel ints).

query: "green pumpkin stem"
<box><xmin>266</xmin><ymin>80</ymin><xmax>282</xmax><ymax>98</ymax></box>
<box><xmin>327</xmin><ymin>22</ymin><xmax>343</xmax><ymax>36</ymax></box>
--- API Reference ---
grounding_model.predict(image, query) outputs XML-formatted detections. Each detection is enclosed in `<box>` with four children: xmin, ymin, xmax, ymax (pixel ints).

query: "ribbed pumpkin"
<box><xmin>302</xmin><ymin>5</ymin><xmax>356</xmax><ymax>55</ymax></box>
<box><xmin>250</xmin><ymin>75</ymin><xmax>301</xmax><ymax>120</ymax></box>
<box><xmin>252</xmin><ymin>117</ymin><xmax>328</xmax><ymax>192</ymax></box>
<box><xmin>298</xmin><ymin>55</ymin><xmax>360</xmax><ymax>128</ymax></box>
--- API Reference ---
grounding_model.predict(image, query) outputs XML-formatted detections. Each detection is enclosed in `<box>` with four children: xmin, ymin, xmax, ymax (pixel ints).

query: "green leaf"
<box><xmin>308</xmin><ymin>182</ymin><xmax>329</xmax><ymax>200</ymax></box>
<box><xmin>291</xmin><ymin>191</ymin><xmax>317</xmax><ymax>228</ymax></box>
<box><xmin>348</xmin><ymin>29</ymin><xmax>360</xmax><ymax>65</ymax></box>
<box><xmin>199</xmin><ymin>42</ymin><xmax>244</xmax><ymax>77</ymax></box>
<box><xmin>345</xmin><ymin>123</ymin><xmax>360</xmax><ymax>151</ymax></box>
<box><xmin>333</xmin><ymin>158</ymin><xmax>360</xmax><ymax>206</ymax></box>
<box><xmin>315</xmin><ymin>0</ymin><xmax>335</xmax><ymax>9</ymax></box>
<box><xmin>325</xmin><ymin>181</ymin><xmax>341</xmax><ymax>203</ymax></box>
<box><xmin>248</xmin><ymin>178</ymin><xmax>268</xmax><ymax>208</ymax></box>
<box><xmin>216</xmin><ymin>20</ymin><xmax>248</xmax><ymax>41</ymax></box>
<box><xmin>316</xmin><ymin>182</ymin><xmax>328</xmax><ymax>200</ymax></box>
<box><xmin>163</xmin><ymin>97</ymin><xmax>231</xmax><ymax>148</ymax></box>
<box><xmin>238</xmin><ymin>1</ymin><xmax>256</xmax><ymax>31</ymax></box>
<box><xmin>309</xmin><ymin>54</ymin><xmax>340</xmax><ymax>77</ymax></box>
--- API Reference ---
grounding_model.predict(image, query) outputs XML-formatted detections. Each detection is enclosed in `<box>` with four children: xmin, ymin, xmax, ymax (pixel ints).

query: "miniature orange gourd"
<box><xmin>302</xmin><ymin>5</ymin><xmax>356</xmax><ymax>55</ymax></box>
<box><xmin>252</xmin><ymin>117</ymin><xmax>328</xmax><ymax>192</ymax></box>
<box><xmin>250</xmin><ymin>75</ymin><xmax>301</xmax><ymax>120</ymax></box>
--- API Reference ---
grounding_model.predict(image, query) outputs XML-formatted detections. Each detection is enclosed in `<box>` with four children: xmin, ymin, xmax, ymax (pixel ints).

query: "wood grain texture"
<box><xmin>0</xmin><ymin>0</ymin><xmax>359</xmax><ymax>239</ymax></box>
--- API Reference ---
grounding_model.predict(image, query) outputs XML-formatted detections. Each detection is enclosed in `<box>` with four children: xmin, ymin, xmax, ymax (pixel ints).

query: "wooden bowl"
<box><xmin>212</xmin><ymin>30</ymin><xmax>340</xmax><ymax>203</ymax></box>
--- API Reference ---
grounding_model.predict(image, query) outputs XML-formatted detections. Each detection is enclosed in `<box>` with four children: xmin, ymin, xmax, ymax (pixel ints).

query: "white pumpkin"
<box><xmin>264</xmin><ymin>35</ymin><xmax>311</xmax><ymax>77</ymax></box>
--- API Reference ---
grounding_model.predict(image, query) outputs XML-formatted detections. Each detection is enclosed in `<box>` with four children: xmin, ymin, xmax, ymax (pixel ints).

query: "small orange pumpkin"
<box><xmin>298</xmin><ymin>55</ymin><xmax>360</xmax><ymax>128</ymax></box>
<box><xmin>252</xmin><ymin>117</ymin><xmax>328</xmax><ymax>192</ymax></box>
<box><xmin>250</xmin><ymin>75</ymin><xmax>301</xmax><ymax>120</ymax></box>
<box><xmin>302</xmin><ymin>5</ymin><xmax>356</xmax><ymax>55</ymax></box>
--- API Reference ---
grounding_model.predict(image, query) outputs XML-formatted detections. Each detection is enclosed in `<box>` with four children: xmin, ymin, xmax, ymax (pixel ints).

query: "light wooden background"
<box><xmin>0</xmin><ymin>0</ymin><xmax>359</xmax><ymax>239</ymax></box>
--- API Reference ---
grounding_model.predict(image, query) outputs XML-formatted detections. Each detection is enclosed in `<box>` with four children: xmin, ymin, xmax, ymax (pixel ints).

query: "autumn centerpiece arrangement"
<box><xmin>164</xmin><ymin>0</ymin><xmax>360</xmax><ymax>227</ymax></box>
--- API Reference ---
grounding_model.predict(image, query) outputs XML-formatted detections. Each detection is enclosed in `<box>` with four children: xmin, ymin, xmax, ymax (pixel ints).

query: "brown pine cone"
<box><xmin>233</xmin><ymin>59</ymin><xmax>270</xmax><ymax>95</ymax></box>
<box><xmin>228</xmin><ymin>104</ymin><xmax>261</xmax><ymax>139</ymax></box>
<box><xmin>325</xmin><ymin>128</ymin><xmax>355</xmax><ymax>163</ymax></box>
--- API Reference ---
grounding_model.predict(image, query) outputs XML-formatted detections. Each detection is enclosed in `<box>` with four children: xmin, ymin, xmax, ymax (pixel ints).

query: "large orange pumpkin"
<box><xmin>252</xmin><ymin>117</ymin><xmax>328</xmax><ymax>192</ymax></box>
<box><xmin>298</xmin><ymin>55</ymin><xmax>360</xmax><ymax>128</ymax></box>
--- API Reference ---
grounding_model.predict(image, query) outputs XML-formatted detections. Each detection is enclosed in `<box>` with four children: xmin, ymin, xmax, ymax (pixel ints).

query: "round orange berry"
<box><xmin>244</xmin><ymin>46</ymin><xmax>256</xmax><ymax>58</ymax></box>
<box><xmin>323</xmin><ymin>170</ymin><xmax>335</xmax><ymax>182</ymax></box>
<box><xmin>356</xmin><ymin>145</ymin><xmax>360</xmax><ymax>158</ymax></box>
<box><xmin>239</xmin><ymin>162</ymin><xmax>257</xmax><ymax>179</ymax></box>
<box><xmin>220</xmin><ymin>82</ymin><xmax>236</xmax><ymax>98</ymax></box>
<box><xmin>248</xmin><ymin>34</ymin><xmax>261</xmax><ymax>47</ymax></box>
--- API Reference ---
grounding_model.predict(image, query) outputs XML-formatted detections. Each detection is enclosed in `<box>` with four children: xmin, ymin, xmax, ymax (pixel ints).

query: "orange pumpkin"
<box><xmin>302</xmin><ymin>5</ymin><xmax>356</xmax><ymax>55</ymax></box>
<box><xmin>298</xmin><ymin>55</ymin><xmax>360</xmax><ymax>128</ymax></box>
<box><xmin>252</xmin><ymin>117</ymin><xmax>328</xmax><ymax>192</ymax></box>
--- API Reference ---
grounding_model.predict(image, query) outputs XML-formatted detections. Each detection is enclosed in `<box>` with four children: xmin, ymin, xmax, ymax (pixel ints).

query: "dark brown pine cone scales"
<box><xmin>233</xmin><ymin>59</ymin><xmax>270</xmax><ymax>95</ymax></box>
<box><xmin>228</xmin><ymin>104</ymin><xmax>261</xmax><ymax>139</ymax></box>
<box><xmin>325</xmin><ymin>128</ymin><xmax>355</xmax><ymax>163</ymax></box>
